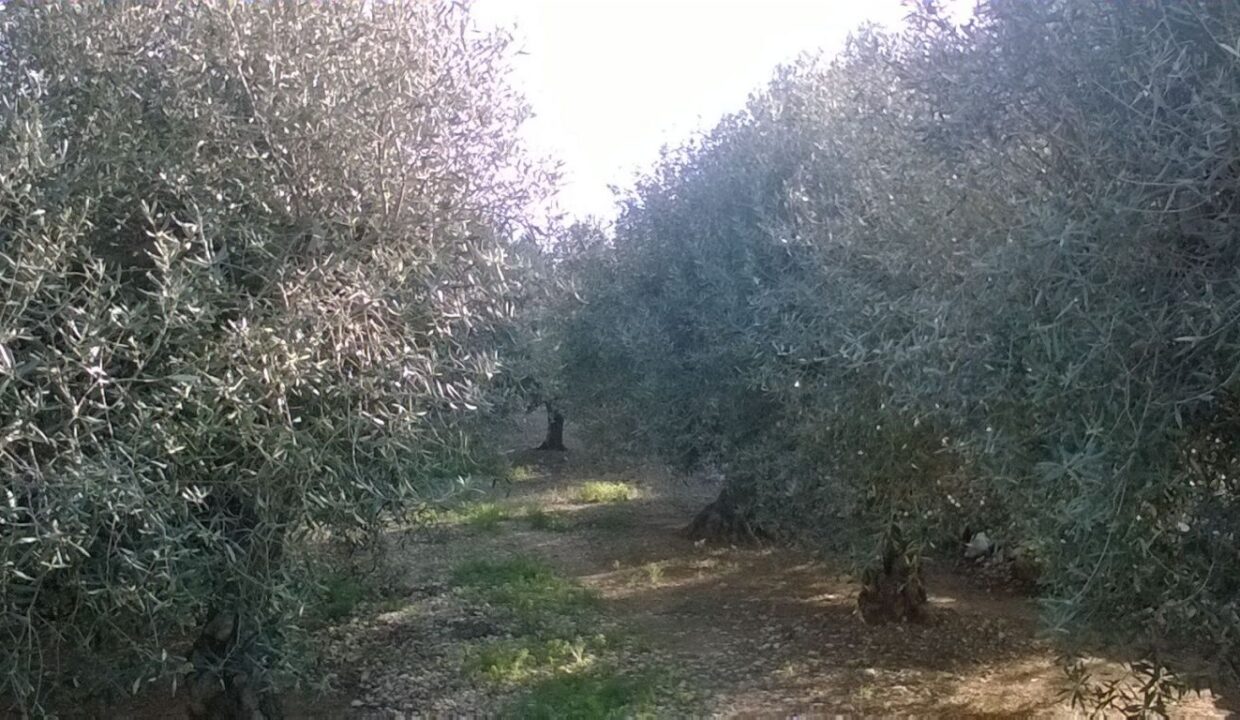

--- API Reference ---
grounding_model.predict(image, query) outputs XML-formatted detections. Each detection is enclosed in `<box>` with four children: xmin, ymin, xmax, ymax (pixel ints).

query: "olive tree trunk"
<box><xmin>685</xmin><ymin>481</ymin><xmax>767</xmax><ymax>544</ymax></box>
<box><xmin>536</xmin><ymin>402</ymin><xmax>566</xmax><ymax>451</ymax></box>
<box><xmin>856</xmin><ymin>526</ymin><xmax>928</xmax><ymax>624</ymax></box>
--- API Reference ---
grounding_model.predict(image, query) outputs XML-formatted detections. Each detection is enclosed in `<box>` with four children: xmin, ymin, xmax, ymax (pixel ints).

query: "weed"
<box><xmin>451</xmin><ymin>557</ymin><xmax>597</xmax><ymax>630</ymax></box>
<box><xmin>406</xmin><ymin>504</ymin><xmax>447</xmax><ymax>525</ymax></box>
<box><xmin>576</xmin><ymin>481</ymin><xmax>636</xmax><ymax>504</ymax></box>
<box><xmin>509</xmin><ymin>465</ymin><xmax>538</xmax><ymax>483</ymax></box>
<box><xmin>417</xmin><ymin>501</ymin><xmax>511</xmax><ymax>532</ymax></box>
<box><xmin>313</xmin><ymin>573</ymin><xmax>367</xmax><ymax>622</ymax></box>
<box><xmin>466</xmin><ymin>634</ymin><xmax>607</xmax><ymax>683</ymax></box>
<box><xmin>854</xmin><ymin>681</ymin><xmax>878</xmax><ymax>703</ymax></box>
<box><xmin>525</xmin><ymin>507</ymin><xmax>571</xmax><ymax>532</ymax></box>
<box><xmin>459</xmin><ymin>502</ymin><xmax>510</xmax><ymax>532</ymax></box>
<box><xmin>642</xmin><ymin>562</ymin><xmax>664</xmax><ymax>586</ymax></box>
<box><xmin>308</xmin><ymin>568</ymin><xmax>411</xmax><ymax>623</ymax></box>
<box><xmin>775</xmin><ymin>659</ymin><xmax>808</xmax><ymax>681</ymax></box>
<box><xmin>511</xmin><ymin>670</ymin><xmax>658</xmax><ymax>719</ymax></box>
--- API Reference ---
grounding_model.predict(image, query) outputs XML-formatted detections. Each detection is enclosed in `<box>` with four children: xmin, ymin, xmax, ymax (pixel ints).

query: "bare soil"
<box><xmin>477</xmin><ymin>453</ymin><xmax>1230</xmax><ymax>718</ymax></box>
<box><xmin>108</xmin><ymin>439</ymin><xmax>1234</xmax><ymax>719</ymax></box>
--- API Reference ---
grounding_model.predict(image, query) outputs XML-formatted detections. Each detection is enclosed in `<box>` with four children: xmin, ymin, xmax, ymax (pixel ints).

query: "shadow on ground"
<box><xmin>108</xmin><ymin>436</ymin><xmax>1239</xmax><ymax>718</ymax></box>
<box><xmin>485</xmin><ymin>446</ymin><xmax>1236</xmax><ymax>717</ymax></box>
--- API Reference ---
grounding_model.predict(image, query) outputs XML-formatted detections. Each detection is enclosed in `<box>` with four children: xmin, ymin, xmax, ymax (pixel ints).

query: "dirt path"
<box><xmin>300</xmin><ymin>445</ymin><xmax>1232</xmax><ymax>719</ymax></box>
<box><xmin>521</xmin><ymin>470</ymin><xmax>1059</xmax><ymax>716</ymax></box>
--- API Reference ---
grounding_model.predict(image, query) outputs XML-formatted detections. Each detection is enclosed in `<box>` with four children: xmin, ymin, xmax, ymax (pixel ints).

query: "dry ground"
<box><xmin>109</xmin><ymin>435</ymin><xmax>1235</xmax><ymax>719</ymax></box>
<box><xmin>309</xmin><ymin>443</ymin><xmax>1233</xmax><ymax>718</ymax></box>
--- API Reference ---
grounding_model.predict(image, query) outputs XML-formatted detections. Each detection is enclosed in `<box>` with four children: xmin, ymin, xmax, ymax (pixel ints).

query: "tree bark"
<box><xmin>685</xmin><ymin>483</ymin><xmax>767</xmax><ymax>544</ymax></box>
<box><xmin>186</xmin><ymin>610</ymin><xmax>283</xmax><ymax>719</ymax></box>
<box><xmin>856</xmin><ymin>527</ymin><xmax>928</xmax><ymax>624</ymax></box>
<box><xmin>536</xmin><ymin>403</ymin><xmax>566</xmax><ymax>451</ymax></box>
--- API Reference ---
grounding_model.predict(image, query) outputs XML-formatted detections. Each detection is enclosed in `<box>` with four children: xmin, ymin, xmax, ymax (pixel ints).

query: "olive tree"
<box><xmin>558</xmin><ymin>0</ymin><xmax>1240</xmax><ymax>689</ymax></box>
<box><xmin>0</xmin><ymin>0</ymin><xmax>548</xmax><ymax>712</ymax></box>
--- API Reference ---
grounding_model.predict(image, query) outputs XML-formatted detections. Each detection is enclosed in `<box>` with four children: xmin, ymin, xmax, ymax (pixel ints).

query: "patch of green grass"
<box><xmin>466</xmin><ymin>634</ymin><xmax>608</xmax><ymax>684</ymax></box>
<box><xmin>405</xmin><ymin>503</ymin><xmax>448</xmax><ymax>525</ymax></box>
<box><xmin>308</xmin><ymin>567</ymin><xmax>413</xmax><ymax>623</ymax></box>
<box><xmin>458</xmin><ymin>501</ymin><xmax>510</xmax><ymax>532</ymax></box>
<box><xmin>415</xmin><ymin>500</ymin><xmax>512</xmax><ymax>532</ymax></box>
<box><xmin>576</xmin><ymin>481</ymin><xmax>636</xmax><ymax>504</ymax></box>
<box><xmin>452</xmin><ymin>556</ymin><xmax>557</xmax><ymax>587</ymax></box>
<box><xmin>525</xmin><ymin>507</ymin><xmax>571</xmax><ymax>532</ymax></box>
<box><xmin>509</xmin><ymin>465</ymin><xmax>538</xmax><ymax>483</ymax></box>
<box><xmin>451</xmin><ymin>557</ymin><xmax>597</xmax><ymax>629</ymax></box>
<box><xmin>510</xmin><ymin>670</ymin><xmax>658</xmax><ymax>719</ymax></box>
<box><xmin>641</xmin><ymin>562</ymin><xmax>664</xmax><ymax>587</ymax></box>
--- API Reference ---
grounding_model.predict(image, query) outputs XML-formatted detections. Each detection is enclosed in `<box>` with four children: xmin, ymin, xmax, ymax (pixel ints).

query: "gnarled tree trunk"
<box><xmin>536</xmin><ymin>402</ymin><xmax>566</xmax><ymax>451</ymax></box>
<box><xmin>856</xmin><ymin>527</ymin><xmax>928</xmax><ymax>624</ymax></box>
<box><xmin>685</xmin><ymin>482</ymin><xmax>767</xmax><ymax>544</ymax></box>
<box><xmin>186</xmin><ymin>610</ymin><xmax>283</xmax><ymax>720</ymax></box>
<box><xmin>186</xmin><ymin>491</ymin><xmax>285</xmax><ymax>719</ymax></box>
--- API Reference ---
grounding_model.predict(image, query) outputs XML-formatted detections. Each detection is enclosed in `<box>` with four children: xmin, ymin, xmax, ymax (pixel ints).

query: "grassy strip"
<box><xmin>450</xmin><ymin>555</ymin><xmax>667</xmax><ymax>717</ymax></box>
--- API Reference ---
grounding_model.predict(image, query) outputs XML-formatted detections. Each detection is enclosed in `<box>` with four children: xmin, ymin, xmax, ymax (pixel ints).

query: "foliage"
<box><xmin>556</xmin><ymin>0</ymin><xmax>1240</xmax><ymax>689</ymax></box>
<box><xmin>1062</xmin><ymin>656</ymin><xmax>1192</xmax><ymax>719</ymax></box>
<box><xmin>498</xmin><ymin>219</ymin><xmax>626</xmax><ymax>454</ymax></box>
<box><xmin>0</xmin><ymin>0</ymin><xmax>548</xmax><ymax>711</ymax></box>
<box><xmin>492</xmin><ymin>221</ymin><xmax>609</xmax><ymax>433</ymax></box>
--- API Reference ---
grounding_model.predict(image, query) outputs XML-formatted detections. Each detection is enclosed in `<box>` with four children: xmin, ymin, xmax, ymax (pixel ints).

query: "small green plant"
<box><xmin>509</xmin><ymin>465</ymin><xmax>539</xmax><ymax>483</ymax></box>
<box><xmin>467</xmin><ymin>634</ymin><xmax>607</xmax><ymax>684</ymax></box>
<box><xmin>472</xmin><ymin>643</ymin><xmax>538</xmax><ymax>684</ymax></box>
<box><xmin>510</xmin><ymin>670</ymin><xmax>658</xmax><ymax>719</ymax></box>
<box><xmin>418</xmin><ymin>501</ymin><xmax>512</xmax><ymax>532</ymax></box>
<box><xmin>641</xmin><ymin>562</ymin><xmax>664</xmax><ymax>587</ymax></box>
<box><xmin>311</xmin><ymin>571</ymin><xmax>371</xmax><ymax>623</ymax></box>
<box><xmin>459</xmin><ymin>502</ymin><xmax>511</xmax><ymax>533</ymax></box>
<box><xmin>452</xmin><ymin>556</ymin><xmax>557</xmax><ymax>587</ymax></box>
<box><xmin>408</xmin><ymin>504</ymin><xmax>449</xmax><ymax>526</ymax></box>
<box><xmin>576</xmin><ymin>481</ymin><xmax>636</xmax><ymax>504</ymax></box>
<box><xmin>307</xmin><ymin>569</ymin><xmax>413</xmax><ymax>624</ymax></box>
<box><xmin>525</xmin><ymin>508</ymin><xmax>571</xmax><ymax>532</ymax></box>
<box><xmin>451</xmin><ymin>557</ymin><xmax>597</xmax><ymax>630</ymax></box>
<box><xmin>775</xmin><ymin>659</ymin><xmax>808</xmax><ymax>681</ymax></box>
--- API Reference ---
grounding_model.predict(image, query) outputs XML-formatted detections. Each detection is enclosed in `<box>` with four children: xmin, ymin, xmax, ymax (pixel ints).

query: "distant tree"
<box><xmin>503</xmin><ymin>221</ymin><xmax>613</xmax><ymax>452</ymax></box>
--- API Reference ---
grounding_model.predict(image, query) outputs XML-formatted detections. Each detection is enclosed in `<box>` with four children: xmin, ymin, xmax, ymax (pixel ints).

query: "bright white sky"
<box><xmin>472</xmin><ymin>0</ymin><xmax>909</xmax><ymax>221</ymax></box>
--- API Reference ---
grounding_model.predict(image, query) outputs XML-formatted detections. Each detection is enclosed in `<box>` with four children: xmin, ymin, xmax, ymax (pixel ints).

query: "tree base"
<box><xmin>856</xmin><ymin>534</ymin><xmax>928</xmax><ymax>624</ymax></box>
<box><xmin>186</xmin><ymin>611</ymin><xmax>283</xmax><ymax>719</ymax></box>
<box><xmin>685</xmin><ymin>490</ymin><xmax>768</xmax><ymax>545</ymax></box>
<box><xmin>535</xmin><ymin>406</ymin><xmax>566</xmax><ymax>451</ymax></box>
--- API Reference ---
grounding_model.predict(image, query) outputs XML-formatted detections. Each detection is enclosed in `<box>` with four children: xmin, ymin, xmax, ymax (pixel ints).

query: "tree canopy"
<box><xmin>0</xmin><ymin>0</ymin><xmax>549</xmax><ymax>710</ymax></box>
<box><xmin>557</xmin><ymin>0</ymin><xmax>1240</xmax><ymax>684</ymax></box>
